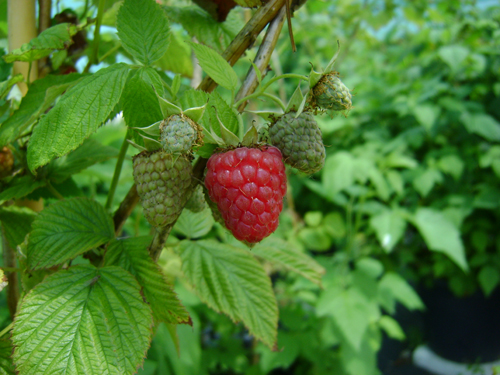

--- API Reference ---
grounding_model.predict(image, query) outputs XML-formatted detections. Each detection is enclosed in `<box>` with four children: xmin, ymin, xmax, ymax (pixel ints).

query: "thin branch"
<box><xmin>113</xmin><ymin>184</ymin><xmax>140</xmax><ymax>237</ymax></box>
<box><xmin>106</xmin><ymin>129</ymin><xmax>130</xmax><ymax>211</ymax></box>
<box><xmin>198</xmin><ymin>0</ymin><xmax>286</xmax><ymax>92</ymax></box>
<box><xmin>38</xmin><ymin>0</ymin><xmax>52</xmax><ymax>78</ymax></box>
<box><xmin>235</xmin><ymin>5</ymin><xmax>287</xmax><ymax>112</ymax></box>
<box><xmin>84</xmin><ymin>0</ymin><xmax>106</xmax><ymax>72</ymax></box>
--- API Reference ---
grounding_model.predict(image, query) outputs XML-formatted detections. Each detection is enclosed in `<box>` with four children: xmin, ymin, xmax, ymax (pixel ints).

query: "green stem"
<box><xmin>99</xmin><ymin>42</ymin><xmax>121</xmax><ymax>63</ymax></box>
<box><xmin>261</xmin><ymin>73</ymin><xmax>308</xmax><ymax>92</ymax></box>
<box><xmin>26</xmin><ymin>62</ymin><xmax>32</xmax><ymax>89</ymax></box>
<box><xmin>46</xmin><ymin>180</ymin><xmax>64</xmax><ymax>200</ymax></box>
<box><xmin>105</xmin><ymin>129</ymin><xmax>130</xmax><ymax>211</ymax></box>
<box><xmin>0</xmin><ymin>322</ymin><xmax>14</xmax><ymax>338</ymax></box>
<box><xmin>84</xmin><ymin>0</ymin><xmax>106</xmax><ymax>72</ymax></box>
<box><xmin>260</xmin><ymin>92</ymin><xmax>286</xmax><ymax>111</ymax></box>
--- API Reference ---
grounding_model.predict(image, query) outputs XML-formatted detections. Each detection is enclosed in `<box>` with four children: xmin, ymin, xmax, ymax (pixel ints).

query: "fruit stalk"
<box><xmin>235</xmin><ymin>5</ymin><xmax>287</xmax><ymax>112</ymax></box>
<box><xmin>105</xmin><ymin>129</ymin><xmax>130</xmax><ymax>211</ymax></box>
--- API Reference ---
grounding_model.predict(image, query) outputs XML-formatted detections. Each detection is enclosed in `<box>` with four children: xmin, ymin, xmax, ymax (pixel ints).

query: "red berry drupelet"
<box><xmin>205</xmin><ymin>146</ymin><xmax>287</xmax><ymax>244</ymax></box>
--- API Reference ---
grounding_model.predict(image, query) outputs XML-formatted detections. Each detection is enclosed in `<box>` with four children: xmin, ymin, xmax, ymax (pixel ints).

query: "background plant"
<box><xmin>0</xmin><ymin>0</ymin><xmax>498</xmax><ymax>374</ymax></box>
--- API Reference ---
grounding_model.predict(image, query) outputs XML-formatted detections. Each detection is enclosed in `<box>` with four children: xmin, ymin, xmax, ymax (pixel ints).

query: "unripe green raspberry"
<box><xmin>312</xmin><ymin>72</ymin><xmax>352</xmax><ymax>111</ymax></box>
<box><xmin>184</xmin><ymin>185</ymin><xmax>206</xmax><ymax>213</ymax></box>
<box><xmin>160</xmin><ymin>114</ymin><xmax>201</xmax><ymax>154</ymax></box>
<box><xmin>133</xmin><ymin>150</ymin><xmax>192</xmax><ymax>227</ymax></box>
<box><xmin>269</xmin><ymin>111</ymin><xmax>325</xmax><ymax>174</ymax></box>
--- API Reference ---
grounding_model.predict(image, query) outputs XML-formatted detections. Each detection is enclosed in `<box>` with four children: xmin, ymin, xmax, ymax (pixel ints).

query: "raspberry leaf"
<box><xmin>189</xmin><ymin>42</ymin><xmax>238</xmax><ymax>91</ymax></box>
<box><xmin>252</xmin><ymin>238</ymin><xmax>325</xmax><ymax>286</ymax></box>
<box><xmin>0</xmin><ymin>176</ymin><xmax>46</xmax><ymax>205</ymax></box>
<box><xmin>27</xmin><ymin>63</ymin><xmax>130</xmax><ymax>172</ymax></box>
<box><xmin>0</xmin><ymin>73</ymin><xmax>85</xmax><ymax>148</ymax></box>
<box><xmin>117</xmin><ymin>0</ymin><xmax>170</xmax><ymax>66</ymax></box>
<box><xmin>174</xmin><ymin>209</ymin><xmax>214</xmax><ymax>239</ymax></box>
<box><xmin>12</xmin><ymin>265</ymin><xmax>153</xmax><ymax>375</ymax></box>
<box><xmin>4</xmin><ymin>23</ymin><xmax>78</xmax><ymax>63</ymax></box>
<box><xmin>27</xmin><ymin>198</ymin><xmax>115</xmax><ymax>270</ymax></box>
<box><xmin>179</xmin><ymin>239</ymin><xmax>278</xmax><ymax>348</ymax></box>
<box><xmin>0</xmin><ymin>206</ymin><xmax>36</xmax><ymax>249</ymax></box>
<box><xmin>104</xmin><ymin>237</ymin><xmax>191</xmax><ymax>325</ymax></box>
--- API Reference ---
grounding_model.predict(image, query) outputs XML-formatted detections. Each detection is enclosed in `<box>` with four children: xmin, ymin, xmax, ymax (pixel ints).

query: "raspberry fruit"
<box><xmin>312</xmin><ymin>72</ymin><xmax>352</xmax><ymax>111</ymax></box>
<box><xmin>205</xmin><ymin>146</ymin><xmax>287</xmax><ymax>244</ymax></box>
<box><xmin>133</xmin><ymin>150</ymin><xmax>192</xmax><ymax>227</ymax></box>
<box><xmin>160</xmin><ymin>114</ymin><xmax>201</xmax><ymax>154</ymax></box>
<box><xmin>269</xmin><ymin>111</ymin><xmax>325</xmax><ymax>174</ymax></box>
<box><xmin>0</xmin><ymin>147</ymin><xmax>14</xmax><ymax>179</ymax></box>
<box><xmin>185</xmin><ymin>185</ymin><xmax>206</xmax><ymax>213</ymax></box>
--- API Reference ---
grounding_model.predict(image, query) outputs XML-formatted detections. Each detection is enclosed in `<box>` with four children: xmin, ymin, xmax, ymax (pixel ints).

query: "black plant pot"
<box><xmin>418</xmin><ymin>282</ymin><xmax>500</xmax><ymax>363</ymax></box>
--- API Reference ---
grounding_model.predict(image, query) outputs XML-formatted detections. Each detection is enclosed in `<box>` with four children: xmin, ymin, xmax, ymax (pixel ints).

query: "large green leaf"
<box><xmin>104</xmin><ymin>236</ymin><xmax>191</xmax><ymax>325</ymax></box>
<box><xmin>0</xmin><ymin>73</ymin><xmax>85</xmax><ymax>147</ymax></box>
<box><xmin>412</xmin><ymin>208</ymin><xmax>468</xmax><ymax>271</ymax></box>
<box><xmin>190</xmin><ymin>43</ymin><xmax>238</xmax><ymax>91</ymax></box>
<box><xmin>27</xmin><ymin>198</ymin><xmax>114</xmax><ymax>269</ymax></box>
<box><xmin>378</xmin><ymin>272</ymin><xmax>424</xmax><ymax>314</ymax></box>
<box><xmin>155</xmin><ymin>32</ymin><xmax>193</xmax><ymax>77</ymax></box>
<box><xmin>4</xmin><ymin>23</ymin><xmax>77</xmax><ymax>63</ymax></box>
<box><xmin>369</xmin><ymin>210</ymin><xmax>406</xmax><ymax>253</ymax></box>
<box><xmin>461</xmin><ymin>112</ymin><xmax>500</xmax><ymax>142</ymax></box>
<box><xmin>117</xmin><ymin>0</ymin><xmax>170</xmax><ymax>65</ymax></box>
<box><xmin>0</xmin><ymin>206</ymin><xmax>36</xmax><ymax>248</ymax></box>
<box><xmin>179</xmin><ymin>239</ymin><xmax>278</xmax><ymax>348</ymax></box>
<box><xmin>27</xmin><ymin>63</ymin><xmax>129</xmax><ymax>171</ymax></box>
<box><xmin>252</xmin><ymin>237</ymin><xmax>325</xmax><ymax>286</ymax></box>
<box><xmin>46</xmin><ymin>138</ymin><xmax>118</xmax><ymax>183</ymax></box>
<box><xmin>12</xmin><ymin>265</ymin><xmax>153</xmax><ymax>375</ymax></box>
<box><xmin>0</xmin><ymin>339</ymin><xmax>15</xmax><ymax>375</ymax></box>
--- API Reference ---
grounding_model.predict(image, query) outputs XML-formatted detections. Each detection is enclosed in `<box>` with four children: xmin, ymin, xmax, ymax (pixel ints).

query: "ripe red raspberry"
<box><xmin>205</xmin><ymin>146</ymin><xmax>287</xmax><ymax>244</ymax></box>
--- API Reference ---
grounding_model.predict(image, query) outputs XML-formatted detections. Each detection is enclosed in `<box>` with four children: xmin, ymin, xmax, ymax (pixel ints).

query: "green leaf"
<box><xmin>369</xmin><ymin>210</ymin><xmax>406</xmax><ymax>253</ymax></box>
<box><xmin>323</xmin><ymin>212</ymin><xmax>346</xmax><ymax>238</ymax></box>
<box><xmin>205</xmin><ymin>91</ymin><xmax>239</xmax><ymax>139</ymax></box>
<box><xmin>0</xmin><ymin>73</ymin><xmax>85</xmax><ymax>147</ymax></box>
<box><xmin>478</xmin><ymin>266</ymin><xmax>500</xmax><ymax>297</ymax></box>
<box><xmin>0</xmin><ymin>339</ymin><xmax>15</xmax><ymax>375</ymax></box>
<box><xmin>174</xmin><ymin>208</ymin><xmax>214</xmax><ymax>239</ymax></box>
<box><xmin>27</xmin><ymin>63</ymin><xmax>129</xmax><ymax>171</ymax></box>
<box><xmin>378</xmin><ymin>272</ymin><xmax>424</xmax><ymax>313</ymax></box>
<box><xmin>179</xmin><ymin>239</ymin><xmax>278</xmax><ymax>348</ymax></box>
<box><xmin>155</xmin><ymin>32</ymin><xmax>193</xmax><ymax>77</ymax></box>
<box><xmin>4</xmin><ymin>23</ymin><xmax>77</xmax><ymax>63</ymax></box>
<box><xmin>27</xmin><ymin>198</ymin><xmax>114</xmax><ymax>269</ymax></box>
<box><xmin>438</xmin><ymin>45</ymin><xmax>469</xmax><ymax>71</ymax></box>
<box><xmin>412</xmin><ymin>168</ymin><xmax>443</xmax><ymax>197</ymax></box>
<box><xmin>252</xmin><ymin>237</ymin><xmax>325</xmax><ymax>286</ymax></box>
<box><xmin>122</xmin><ymin>67</ymin><xmax>164</xmax><ymax>145</ymax></box>
<box><xmin>13</xmin><ymin>265</ymin><xmax>153</xmax><ymax>375</ymax></box>
<box><xmin>386</xmin><ymin>170</ymin><xmax>404</xmax><ymax>195</ymax></box>
<box><xmin>0</xmin><ymin>176</ymin><xmax>46</xmax><ymax>204</ymax></box>
<box><xmin>461</xmin><ymin>112</ymin><xmax>500</xmax><ymax>141</ymax></box>
<box><xmin>0</xmin><ymin>206</ymin><xmax>36</xmax><ymax>248</ymax></box>
<box><xmin>117</xmin><ymin>0</ymin><xmax>170</xmax><ymax>65</ymax></box>
<box><xmin>413</xmin><ymin>208</ymin><xmax>468</xmax><ymax>271</ymax></box>
<box><xmin>322</xmin><ymin>152</ymin><xmax>354</xmax><ymax>197</ymax></box>
<box><xmin>298</xmin><ymin>227</ymin><xmax>332</xmax><ymax>252</ymax></box>
<box><xmin>0</xmin><ymin>74</ymin><xmax>23</xmax><ymax>99</ymax></box>
<box><xmin>437</xmin><ymin>154</ymin><xmax>464</xmax><ymax>180</ymax></box>
<box><xmin>369</xmin><ymin>168</ymin><xmax>390</xmax><ymax>201</ymax></box>
<box><xmin>104</xmin><ymin>237</ymin><xmax>191</xmax><ymax>325</ymax></box>
<box><xmin>46</xmin><ymin>139</ymin><xmax>118</xmax><ymax>183</ymax></box>
<box><xmin>378</xmin><ymin>316</ymin><xmax>405</xmax><ymax>340</ymax></box>
<box><xmin>190</xmin><ymin>42</ymin><xmax>238</xmax><ymax>91</ymax></box>
<box><xmin>413</xmin><ymin>104</ymin><xmax>440</xmax><ymax>131</ymax></box>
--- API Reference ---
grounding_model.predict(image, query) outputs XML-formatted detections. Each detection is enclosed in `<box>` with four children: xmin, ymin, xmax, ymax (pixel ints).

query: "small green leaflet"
<box><xmin>412</xmin><ymin>207</ymin><xmax>468</xmax><ymax>271</ymax></box>
<box><xmin>252</xmin><ymin>237</ymin><xmax>325</xmax><ymax>286</ymax></box>
<box><xmin>174</xmin><ymin>208</ymin><xmax>214</xmax><ymax>239</ymax></box>
<box><xmin>104</xmin><ymin>236</ymin><xmax>191</xmax><ymax>325</ymax></box>
<box><xmin>27</xmin><ymin>63</ymin><xmax>129</xmax><ymax>172</ymax></box>
<box><xmin>117</xmin><ymin>0</ymin><xmax>170</xmax><ymax>65</ymax></box>
<box><xmin>155</xmin><ymin>32</ymin><xmax>193</xmax><ymax>78</ymax></box>
<box><xmin>0</xmin><ymin>206</ymin><xmax>36</xmax><ymax>249</ymax></box>
<box><xmin>0</xmin><ymin>176</ymin><xmax>46</xmax><ymax>205</ymax></box>
<box><xmin>179</xmin><ymin>239</ymin><xmax>278</xmax><ymax>348</ymax></box>
<box><xmin>0</xmin><ymin>73</ymin><xmax>85</xmax><ymax>147</ymax></box>
<box><xmin>190</xmin><ymin>42</ymin><xmax>238</xmax><ymax>91</ymax></box>
<box><xmin>378</xmin><ymin>272</ymin><xmax>424</xmax><ymax>314</ymax></box>
<box><xmin>13</xmin><ymin>265</ymin><xmax>153</xmax><ymax>375</ymax></box>
<box><xmin>0</xmin><ymin>74</ymin><xmax>23</xmax><ymax>99</ymax></box>
<box><xmin>27</xmin><ymin>198</ymin><xmax>114</xmax><ymax>269</ymax></box>
<box><xmin>205</xmin><ymin>91</ymin><xmax>239</xmax><ymax>140</ymax></box>
<box><xmin>369</xmin><ymin>210</ymin><xmax>406</xmax><ymax>253</ymax></box>
<box><xmin>4</xmin><ymin>23</ymin><xmax>78</xmax><ymax>63</ymax></box>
